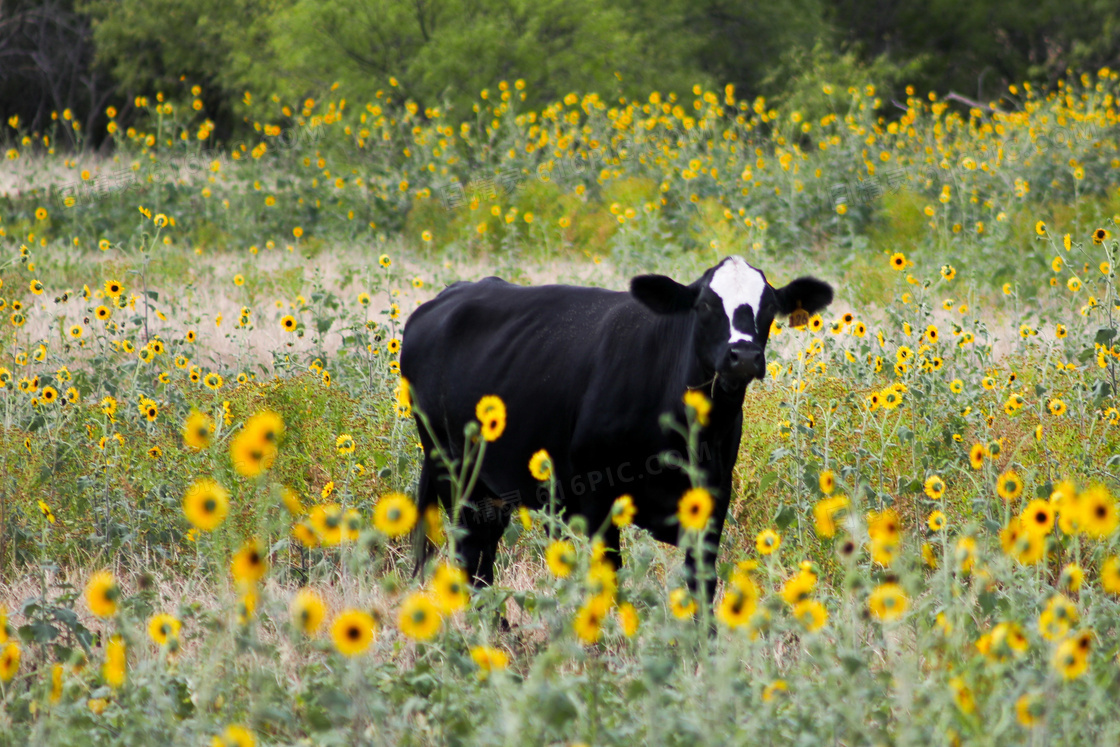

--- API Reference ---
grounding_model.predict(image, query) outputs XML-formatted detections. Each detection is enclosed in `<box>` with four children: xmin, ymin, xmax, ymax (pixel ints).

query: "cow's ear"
<box><xmin>631</xmin><ymin>274</ymin><xmax>698</xmax><ymax>314</ymax></box>
<box><xmin>773</xmin><ymin>277</ymin><xmax>834</xmax><ymax>316</ymax></box>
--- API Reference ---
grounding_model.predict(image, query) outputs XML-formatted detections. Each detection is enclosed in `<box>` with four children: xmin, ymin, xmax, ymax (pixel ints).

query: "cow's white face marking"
<box><xmin>708</xmin><ymin>256</ymin><xmax>766</xmax><ymax>343</ymax></box>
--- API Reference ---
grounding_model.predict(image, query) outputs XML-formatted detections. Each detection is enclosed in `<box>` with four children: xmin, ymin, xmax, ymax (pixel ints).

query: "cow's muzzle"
<box><xmin>724</xmin><ymin>343</ymin><xmax>764</xmax><ymax>381</ymax></box>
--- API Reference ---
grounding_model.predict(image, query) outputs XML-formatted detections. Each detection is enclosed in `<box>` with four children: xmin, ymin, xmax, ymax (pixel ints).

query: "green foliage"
<box><xmin>3</xmin><ymin>66</ymin><xmax>1120</xmax><ymax>745</ymax></box>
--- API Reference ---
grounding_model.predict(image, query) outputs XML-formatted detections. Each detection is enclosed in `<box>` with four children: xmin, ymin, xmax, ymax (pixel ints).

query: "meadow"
<box><xmin>0</xmin><ymin>70</ymin><xmax>1119</xmax><ymax>745</ymax></box>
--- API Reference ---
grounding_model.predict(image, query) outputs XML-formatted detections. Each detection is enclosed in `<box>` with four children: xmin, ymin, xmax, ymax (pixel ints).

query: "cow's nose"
<box><xmin>727</xmin><ymin>345</ymin><xmax>763</xmax><ymax>377</ymax></box>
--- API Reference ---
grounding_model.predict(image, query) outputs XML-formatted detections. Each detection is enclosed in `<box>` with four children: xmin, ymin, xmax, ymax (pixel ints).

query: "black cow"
<box><xmin>400</xmin><ymin>257</ymin><xmax>832</xmax><ymax>599</ymax></box>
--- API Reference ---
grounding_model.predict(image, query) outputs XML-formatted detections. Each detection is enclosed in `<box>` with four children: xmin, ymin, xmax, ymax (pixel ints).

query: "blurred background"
<box><xmin>3</xmin><ymin>0</ymin><xmax>1119</xmax><ymax>145</ymax></box>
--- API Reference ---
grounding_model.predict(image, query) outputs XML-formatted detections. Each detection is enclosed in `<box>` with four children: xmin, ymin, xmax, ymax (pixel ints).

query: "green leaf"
<box><xmin>19</xmin><ymin>621</ymin><xmax>59</xmax><ymax>643</ymax></box>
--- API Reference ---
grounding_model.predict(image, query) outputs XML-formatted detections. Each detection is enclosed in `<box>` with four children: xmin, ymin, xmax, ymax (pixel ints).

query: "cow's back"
<box><xmin>400</xmin><ymin>277</ymin><xmax>691</xmax><ymax>505</ymax></box>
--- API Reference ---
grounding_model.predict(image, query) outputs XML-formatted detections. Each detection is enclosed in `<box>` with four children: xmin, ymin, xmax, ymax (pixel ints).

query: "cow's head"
<box><xmin>631</xmin><ymin>257</ymin><xmax>833</xmax><ymax>386</ymax></box>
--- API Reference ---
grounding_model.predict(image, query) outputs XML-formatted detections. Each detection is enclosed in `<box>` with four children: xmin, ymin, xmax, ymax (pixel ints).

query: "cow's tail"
<box><xmin>410</xmin><ymin>464</ymin><xmax>440</xmax><ymax>582</ymax></box>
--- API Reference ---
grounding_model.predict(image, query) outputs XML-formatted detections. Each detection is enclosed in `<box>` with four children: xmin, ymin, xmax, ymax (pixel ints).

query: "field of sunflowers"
<box><xmin>1</xmin><ymin>68</ymin><xmax>1120</xmax><ymax>745</ymax></box>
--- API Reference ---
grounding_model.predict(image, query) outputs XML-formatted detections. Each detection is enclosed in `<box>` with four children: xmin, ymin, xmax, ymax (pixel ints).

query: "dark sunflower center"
<box><xmin>1036</xmin><ymin>511</ymin><xmax>1048</xmax><ymax>523</ymax></box>
<box><xmin>347</xmin><ymin>626</ymin><xmax>360</xmax><ymax>640</ymax></box>
<box><xmin>204</xmin><ymin>498</ymin><xmax>217</xmax><ymax>513</ymax></box>
<box><xmin>1096</xmin><ymin>505</ymin><xmax>1107</xmax><ymax>519</ymax></box>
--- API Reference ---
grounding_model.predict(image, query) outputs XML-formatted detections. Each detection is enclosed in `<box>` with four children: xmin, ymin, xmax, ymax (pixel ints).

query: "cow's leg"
<box><xmin>687</xmin><ymin>427</ymin><xmax>741</xmax><ymax>607</ymax></box>
<box><xmin>457</xmin><ymin>494</ymin><xmax>511</xmax><ymax>587</ymax></box>
<box><xmin>599</xmin><ymin>523</ymin><xmax>622</xmax><ymax>570</ymax></box>
<box><xmin>457</xmin><ymin>496</ymin><xmax>513</xmax><ymax>630</ymax></box>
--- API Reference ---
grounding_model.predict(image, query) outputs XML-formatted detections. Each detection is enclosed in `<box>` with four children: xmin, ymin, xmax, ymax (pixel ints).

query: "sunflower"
<box><xmin>217</xmin><ymin>725</ymin><xmax>256</xmax><ymax>747</ymax></box>
<box><xmin>617</xmin><ymin>602</ymin><xmax>640</xmax><ymax>637</ymax></box>
<box><xmin>431</xmin><ymin>564</ymin><xmax>469</xmax><ymax>614</ymax></box>
<box><xmin>867</xmin><ymin>508</ymin><xmax>901</xmax><ymax>545</ymax></box>
<box><xmin>331</xmin><ymin>609</ymin><xmax>376</xmax><ymax>656</ymax></box>
<box><xmin>761</xmin><ymin>680</ymin><xmax>788</xmax><ymax>702</ymax></box>
<box><xmin>780</xmin><ymin>570</ymin><xmax>816</xmax><ymax>605</ymax></box>
<box><xmin>40</xmin><ymin>386</ymin><xmax>58</xmax><ymax>404</ymax></box>
<box><xmin>668</xmin><ymin>588</ymin><xmax>697</xmax><ymax>619</ymax></box>
<box><xmin>309</xmin><ymin>503</ymin><xmax>343</xmax><ymax>545</ymax></box>
<box><xmin>470</xmin><ymin>646</ymin><xmax>510</xmax><ymax>679</ymax></box>
<box><xmin>813</xmin><ymin>495</ymin><xmax>848</xmax><ymax>537</ymax></box>
<box><xmin>147</xmin><ymin>613</ymin><xmax>181</xmax><ymax>646</ymax></box>
<box><xmin>182</xmin><ymin>411</ymin><xmax>214</xmax><ymax>451</ymax></box>
<box><xmin>230</xmin><ymin>411</ymin><xmax>283</xmax><ymax>478</ymax></box>
<box><xmin>1016</xmin><ymin>694</ymin><xmax>1041</xmax><ymax>728</ymax></box>
<box><xmin>716</xmin><ymin>577</ymin><xmax>759</xmax><ymax>629</ymax></box>
<box><xmin>1059</xmin><ymin>563</ymin><xmax>1084</xmax><ymax>592</ymax></box>
<box><xmin>1078</xmin><ymin>485</ymin><xmax>1118</xmax><ymax>537</ymax></box>
<box><xmin>378</xmin><ymin>253</ymin><xmax>391</xmax><ymax>268</ymax></box>
<box><xmin>889</xmin><ymin>252</ymin><xmax>906</xmax><ymax>270</ymax></box>
<box><xmin>288</xmin><ymin>591</ymin><xmax>324</xmax><ymax>636</ymax></box>
<box><xmin>1052</xmin><ymin>635</ymin><xmax>1089</xmax><ymax>680</ymax></box>
<box><xmin>923</xmin><ymin>475</ymin><xmax>945</xmax><ymax>500</ymax></box>
<box><xmin>230</xmin><ymin>539</ymin><xmax>268</xmax><ymax>587</ymax></box>
<box><xmin>278</xmin><ymin>486</ymin><xmax>304</xmax><ymax>515</ymax></box>
<box><xmin>335</xmin><ymin>434</ymin><xmax>355</xmax><ymax>455</ymax></box>
<box><xmin>1092</xmin><ymin>227</ymin><xmax>1110</xmax><ymax>244</ymax></box>
<box><xmin>926</xmin><ymin>510</ymin><xmax>946</xmax><ymax>532</ymax></box>
<box><xmin>1011</xmin><ymin>529</ymin><xmax>1046</xmax><ymax>565</ymax></box>
<box><xmin>950</xmin><ymin>677</ymin><xmax>975</xmax><ymax>715</ymax></box>
<box><xmin>528</xmin><ymin>449</ymin><xmax>552</xmax><ymax>481</ymax></box>
<box><xmin>424</xmin><ymin>504</ymin><xmax>444</xmax><ymax>545</ymax></box>
<box><xmin>995</xmin><ymin>470</ymin><xmax>1023</xmax><ymax>501</ymax></box>
<box><xmin>395</xmin><ymin>377</ymin><xmax>411</xmax><ymax>412</ymax></box>
<box><xmin>968</xmin><ymin>442</ymin><xmax>986</xmax><ymax>469</ymax></box>
<box><xmin>48</xmin><ymin>663</ymin><xmax>63</xmax><ymax>703</ymax></box>
<box><xmin>387</xmin><ymin>338</ymin><xmax>401</xmax><ymax>354</ymax></box>
<box><xmin>611</xmin><ymin>494</ymin><xmax>636</xmax><ymax>527</ymax></box>
<box><xmin>1020</xmin><ymin>499</ymin><xmax>1054</xmax><ymax>536</ymax></box>
<box><xmin>1100</xmin><ymin>556</ymin><xmax>1120</xmax><ymax>594</ymax></box>
<box><xmin>85</xmin><ymin>570</ymin><xmax>119</xmax><ymax>618</ymax></box>
<box><xmin>475</xmin><ymin>395</ymin><xmax>506</xmax><ymax>441</ymax></box>
<box><xmin>398</xmin><ymin>593</ymin><xmax>442</xmax><ymax>641</ymax></box>
<box><xmin>104</xmin><ymin>279</ymin><xmax>123</xmax><ymax>298</ymax></box>
<box><xmin>756</xmin><ymin>528</ymin><xmax>781</xmax><ymax>555</ymax></box>
<box><xmin>546</xmin><ymin>540</ymin><xmax>576</xmax><ymax>578</ymax></box>
<box><xmin>372</xmin><ymin>492</ymin><xmax>418</xmax><ymax>537</ymax></box>
<box><xmin>818</xmin><ymin>469</ymin><xmax>835</xmax><ymax>495</ymax></box>
<box><xmin>280</xmin><ymin>315</ymin><xmax>296</xmax><ymax>332</ymax></box>
<box><xmin>793</xmin><ymin>599</ymin><xmax>828</xmax><ymax>632</ymax></box>
<box><xmin>677</xmin><ymin>487</ymin><xmax>713</xmax><ymax>532</ymax></box>
<box><xmin>868</xmin><ymin>582</ymin><xmax>908</xmax><ymax>622</ymax></box>
<box><xmin>182</xmin><ymin>478</ymin><xmax>230</xmax><ymax>531</ymax></box>
<box><xmin>341</xmin><ymin>508</ymin><xmax>361</xmax><ymax>542</ymax></box>
<box><xmin>1048</xmin><ymin>398</ymin><xmax>1067</xmax><ymax>416</ymax></box>
<box><xmin>574</xmin><ymin>597</ymin><xmax>608</xmax><ymax>644</ymax></box>
<box><xmin>0</xmin><ymin>642</ymin><xmax>20</xmax><ymax>682</ymax></box>
<box><xmin>292</xmin><ymin>521</ymin><xmax>318</xmax><ymax>549</ymax></box>
<box><xmin>104</xmin><ymin>635</ymin><xmax>126</xmax><ymax>688</ymax></box>
<box><xmin>683</xmin><ymin>389</ymin><xmax>711</xmax><ymax>426</ymax></box>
